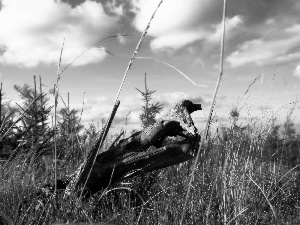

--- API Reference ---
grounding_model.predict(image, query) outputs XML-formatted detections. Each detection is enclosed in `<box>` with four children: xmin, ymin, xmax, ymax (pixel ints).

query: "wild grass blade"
<box><xmin>113</xmin><ymin>0</ymin><xmax>164</xmax><ymax>103</ymax></box>
<box><xmin>54</xmin><ymin>38</ymin><xmax>65</xmax><ymax>193</ymax></box>
<box><xmin>247</xmin><ymin>175</ymin><xmax>280</xmax><ymax>225</ymax></box>
<box><xmin>77</xmin><ymin>0</ymin><xmax>164</xmax><ymax>203</ymax></box>
<box><xmin>180</xmin><ymin>0</ymin><xmax>227</xmax><ymax>224</ymax></box>
<box><xmin>0</xmin><ymin>35</ymin><xmax>126</xmax><ymax>142</ymax></box>
<box><xmin>135</xmin><ymin>56</ymin><xmax>207</xmax><ymax>88</ymax></box>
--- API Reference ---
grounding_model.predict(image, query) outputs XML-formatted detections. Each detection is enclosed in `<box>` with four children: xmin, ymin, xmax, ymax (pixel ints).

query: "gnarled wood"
<box><xmin>65</xmin><ymin>99</ymin><xmax>202</xmax><ymax>198</ymax></box>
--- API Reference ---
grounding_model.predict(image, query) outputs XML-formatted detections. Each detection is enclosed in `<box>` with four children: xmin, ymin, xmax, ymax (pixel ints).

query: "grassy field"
<box><xmin>1</xmin><ymin>115</ymin><xmax>300</xmax><ymax>224</ymax></box>
<box><xmin>0</xmin><ymin>2</ymin><xmax>299</xmax><ymax>224</ymax></box>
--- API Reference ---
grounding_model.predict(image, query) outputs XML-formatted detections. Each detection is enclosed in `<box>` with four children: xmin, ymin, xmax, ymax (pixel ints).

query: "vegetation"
<box><xmin>0</xmin><ymin>1</ymin><xmax>299</xmax><ymax>224</ymax></box>
<box><xmin>136</xmin><ymin>73</ymin><xmax>163</xmax><ymax>128</ymax></box>
<box><xmin>0</xmin><ymin>76</ymin><xmax>300</xmax><ymax>224</ymax></box>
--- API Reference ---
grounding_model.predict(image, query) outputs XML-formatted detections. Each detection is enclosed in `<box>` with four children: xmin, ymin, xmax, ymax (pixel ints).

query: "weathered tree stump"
<box><xmin>64</xmin><ymin>99</ymin><xmax>201</xmax><ymax>198</ymax></box>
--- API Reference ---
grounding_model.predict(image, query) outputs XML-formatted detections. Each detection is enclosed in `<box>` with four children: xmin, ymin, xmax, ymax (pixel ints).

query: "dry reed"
<box><xmin>180</xmin><ymin>0</ymin><xmax>227</xmax><ymax>223</ymax></box>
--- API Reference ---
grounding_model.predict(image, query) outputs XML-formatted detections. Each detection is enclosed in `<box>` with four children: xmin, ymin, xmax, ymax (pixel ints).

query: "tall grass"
<box><xmin>181</xmin><ymin>0</ymin><xmax>227</xmax><ymax>223</ymax></box>
<box><xmin>1</xmin><ymin>117</ymin><xmax>300</xmax><ymax>224</ymax></box>
<box><xmin>1</xmin><ymin>0</ymin><xmax>300</xmax><ymax>224</ymax></box>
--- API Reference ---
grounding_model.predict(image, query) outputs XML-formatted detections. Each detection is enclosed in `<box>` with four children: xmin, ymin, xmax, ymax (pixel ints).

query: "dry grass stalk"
<box><xmin>135</xmin><ymin>56</ymin><xmax>207</xmax><ymax>87</ymax></box>
<box><xmin>54</xmin><ymin>38</ymin><xmax>65</xmax><ymax>193</ymax></box>
<box><xmin>247</xmin><ymin>175</ymin><xmax>280</xmax><ymax>224</ymax></box>
<box><xmin>77</xmin><ymin>0</ymin><xmax>164</xmax><ymax>201</ymax></box>
<box><xmin>0</xmin><ymin>35</ymin><xmax>125</xmax><ymax>142</ymax></box>
<box><xmin>113</xmin><ymin>0</ymin><xmax>164</xmax><ymax>103</ymax></box>
<box><xmin>180</xmin><ymin>0</ymin><xmax>227</xmax><ymax>224</ymax></box>
<box><xmin>0</xmin><ymin>82</ymin><xmax>2</xmax><ymax>125</ymax></box>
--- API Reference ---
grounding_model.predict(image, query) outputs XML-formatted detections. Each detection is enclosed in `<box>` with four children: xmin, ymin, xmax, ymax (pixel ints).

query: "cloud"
<box><xmin>130</xmin><ymin>0</ymin><xmax>300</xmax><ymax>78</ymax></box>
<box><xmin>294</xmin><ymin>65</ymin><xmax>300</xmax><ymax>78</ymax></box>
<box><xmin>226</xmin><ymin>0</ymin><xmax>298</xmax><ymax>25</ymax></box>
<box><xmin>149</xmin><ymin>29</ymin><xmax>207</xmax><ymax>50</ymax></box>
<box><xmin>131</xmin><ymin>0</ymin><xmax>231</xmax><ymax>50</ymax></box>
<box><xmin>223</xmin><ymin>2</ymin><xmax>300</xmax><ymax>78</ymax></box>
<box><xmin>226</xmin><ymin>24</ymin><xmax>300</xmax><ymax>71</ymax></box>
<box><xmin>206</xmin><ymin>16</ymin><xmax>243</xmax><ymax>43</ymax></box>
<box><xmin>78</xmin><ymin>91</ymin><xmax>208</xmax><ymax>127</ymax></box>
<box><xmin>105</xmin><ymin>0</ymin><xmax>124</xmax><ymax>16</ymax></box>
<box><xmin>0</xmin><ymin>0</ymin><xmax>119</xmax><ymax>67</ymax></box>
<box><xmin>151</xmin><ymin>91</ymin><xmax>208</xmax><ymax>116</ymax></box>
<box><xmin>130</xmin><ymin>0</ymin><xmax>244</xmax><ymax>51</ymax></box>
<box><xmin>80</xmin><ymin>95</ymin><xmax>143</xmax><ymax>126</ymax></box>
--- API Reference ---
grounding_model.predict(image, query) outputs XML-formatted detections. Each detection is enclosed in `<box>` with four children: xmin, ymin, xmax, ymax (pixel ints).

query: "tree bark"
<box><xmin>65</xmin><ymin>99</ymin><xmax>202</xmax><ymax>198</ymax></box>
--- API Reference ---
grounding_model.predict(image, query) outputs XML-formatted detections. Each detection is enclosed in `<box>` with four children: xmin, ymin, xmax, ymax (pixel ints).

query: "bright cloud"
<box><xmin>207</xmin><ymin>16</ymin><xmax>243</xmax><ymax>43</ymax></box>
<box><xmin>150</xmin><ymin>28</ymin><xmax>208</xmax><ymax>50</ymax></box>
<box><xmin>294</xmin><ymin>65</ymin><xmax>300</xmax><ymax>78</ymax></box>
<box><xmin>105</xmin><ymin>0</ymin><xmax>124</xmax><ymax>16</ymax></box>
<box><xmin>80</xmin><ymin>95</ymin><xmax>143</xmax><ymax>125</ymax></box>
<box><xmin>130</xmin><ymin>0</ymin><xmax>300</xmax><ymax>79</ymax></box>
<box><xmin>152</xmin><ymin>91</ymin><xmax>207</xmax><ymax>113</ymax></box>
<box><xmin>131</xmin><ymin>0</ymin><xmax>242</xmax><ymax>50</ymax></box>
<box><xmin>226</xmin><ymin>35</ymin><xmax>300</xmax><ymax>68</ymax></box>
<box><xmin>79</xmin><ymin>91</ymin><xmax>207</xmax><ymax>127</ymax></box>
<box><xmin>226</xmin><ymin>23</ymin><xmax>300</xmax><ymax>78</ymax></box>
<box><xmin>0</xmin><ymin>0</ymin><xmax>119</xmax><ymax>67</ymax></box>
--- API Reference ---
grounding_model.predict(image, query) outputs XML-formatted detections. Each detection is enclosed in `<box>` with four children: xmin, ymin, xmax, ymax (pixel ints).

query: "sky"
<box><xmin>0</xmin><ymin>0</ymin><xmax>299</xmax><ymax>133</ymax></box>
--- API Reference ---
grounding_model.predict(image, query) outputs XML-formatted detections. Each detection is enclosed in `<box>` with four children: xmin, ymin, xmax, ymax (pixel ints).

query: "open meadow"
<box><xmin>1</xmin><ymin>0</ymin><xmax>300</xmax><ymax>224</ymax></box>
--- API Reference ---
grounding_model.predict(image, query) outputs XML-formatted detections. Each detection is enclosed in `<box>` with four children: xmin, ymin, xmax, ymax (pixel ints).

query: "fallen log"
<box><xmin>61</xmin><ymin>99</ymin><xmax>202</xmax><ymax>198</ymax></box>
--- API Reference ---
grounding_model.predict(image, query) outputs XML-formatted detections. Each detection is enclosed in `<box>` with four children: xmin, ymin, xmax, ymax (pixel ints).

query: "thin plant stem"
<box><xmin>205</xmin><ymin>166</ymin><xmax>221</xmax><ymax>224</ymax></box>
<box><xmin>54</xmin><ymin>84</ymin><xmax>58</xmax><ymax>192</ymax></box>
<box><xmin>107</xmin><ymin>53</ymin><xmax>207</xmax><ymax>88</ymax></box>
<box><xmin>39</xmin><ymin>76</ymin><xmax>44</xmax><ymax>129</ymax></box>
<box><xmin>180</xmin><ymin>0</ymin><xmax>227</xmax><ymax>224</ymax></box>
<box><xmin>0</xmin><ymin>35</ymin><xmax>125</xmax><ymax>142</ymax></box>
<box><xmin>237</xmin><ymin>74</ymin><xmax>262</xmax><ymax>112</ymax></box>
<box><xmin>247</xmin><ymin>175</ymin><xmax>280</xmax><ymax>225</ymax></box>
<box><xmin>77</xmin><ymin>0</ymin><xmax>164</xmax><ymax>202</ymax></box>
<box><xmin>0</xmin><ymin>82</ymin><xmax>2</xmax><ymax>125</ymax></box>
<box><xmin>135</xmin><ymin>56</ymin><xmax>207</xmax><ymax>87</ymax></box>
<box><xmin>54</xmin><ymin>38</ymin><xmax>65</xmax><ymax>194</ymax></box>
<box><xmin>77</xmin><ymin>92</ymin><xmax>85</xmax><ymax>133</ymax></box>
<box><xmin>77</xmin><ymin>101</ymin><xmax>120</xmax><ymax>202</ymax></box>
<box><xmin>113</xmin><ymin>0</ymin><xmax>164</xmax><ymax>105</ymax></box>
<box><xmin>67</xmin><ymin>92</ymin><xmax>69</xmax><ymax>156</ymax></box>
<box><xmin>227</xmin><ymin>207</ymin><xmax>248</xmax><ymax>225</ymax></box>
